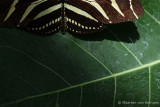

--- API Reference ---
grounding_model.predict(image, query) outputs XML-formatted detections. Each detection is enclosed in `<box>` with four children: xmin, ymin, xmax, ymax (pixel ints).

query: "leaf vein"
<box><xmin>148</xmin><ymin>66</ymin><xmax>151</xmax><ymax>107</ymax></box>
<box><xmin>1</xmin><ymin>59</ymin><xmax>160</xmax><ymax>106</ymax></box>
<box><xmin>106</xmin><ymin>27</ymin><xmax>143</xmax><ymax>65</ymax></box>
<box><xmin>58</xmin><ymin>34</ymin><xmax>113</xmax><ymax>75</ymax></box>
<box><xmin>0</xmin><ymin>45</ymin><xmax>72</xmax><ymax>87</ymax></box>
<box><xmin>113</xmin><ymin>77</ymin><xmax>117</xmax><ymax>107</ymax></box>
<box><xmin>144</xmin><ymin>9</ymin><xmax>160</xmax><ymax>25</ymax></box>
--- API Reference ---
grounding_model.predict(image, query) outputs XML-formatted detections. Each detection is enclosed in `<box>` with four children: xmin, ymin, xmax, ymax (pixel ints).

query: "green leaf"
<box><xmin>0</xmin><ymin>0</ymin><xmax>160</xmax><ymax>107</ymax></box>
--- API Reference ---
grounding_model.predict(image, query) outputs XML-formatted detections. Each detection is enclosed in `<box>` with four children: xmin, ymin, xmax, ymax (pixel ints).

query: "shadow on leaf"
<box><xmin>70</xmin><ymin>22</ymin><xmax>140</xmax><ymax>43</ymax></box>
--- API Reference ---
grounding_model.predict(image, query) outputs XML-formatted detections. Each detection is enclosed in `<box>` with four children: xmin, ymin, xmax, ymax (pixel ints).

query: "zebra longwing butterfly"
<box><xmin>0</xmin><ymin>0</ymin><xmax>144</xmax><ymax>35</ymax></box>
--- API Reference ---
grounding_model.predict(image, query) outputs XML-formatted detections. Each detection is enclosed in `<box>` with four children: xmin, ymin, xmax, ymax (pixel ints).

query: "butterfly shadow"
<box><xmin>70</xmin><ymin>22</ymin><xmax>140</xmax><ymax>43</ymax></box>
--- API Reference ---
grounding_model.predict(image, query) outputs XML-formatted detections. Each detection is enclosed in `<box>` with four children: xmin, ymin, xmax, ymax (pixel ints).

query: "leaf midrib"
<box><xmin>1</xmin><ymin>59</ymin><xmax>159</xmax><ymax>106</ymax></box>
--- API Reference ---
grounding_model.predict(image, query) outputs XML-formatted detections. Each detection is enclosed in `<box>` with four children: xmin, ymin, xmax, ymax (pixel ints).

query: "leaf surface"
<box><xmin>0</xmin><ymin>0</ymin><xmax>160</xmax><ymax>107</ymax></box>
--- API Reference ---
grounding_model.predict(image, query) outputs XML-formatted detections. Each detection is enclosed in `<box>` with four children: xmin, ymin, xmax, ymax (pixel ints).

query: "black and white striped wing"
<box><xmin>65</xmin><ymin>0</ymin><xmax>105</xmax><ymax>34</ymax></box>
<box><xmin>0</xmin><ymin>0</ymin><xmax>62</xmax><ymax>35</ymax></box>
<box><xmin>23</xmin><ymin>0</ymin><xmax>62</xmax><ymax>35</ymax></box>
<box><xmin>0</xmin><ymin>0</ymin><xmax>36</xmax><ymax>27</ymax></box>
<box><xmin>0</xmin><ymin>0</ymin><xmax>144</xmax><ymax>35</ymax></box>
<box><xmin>65</xmin><ymin>0</ymin><xmax>144</xmax><ymax>34</ymax></box>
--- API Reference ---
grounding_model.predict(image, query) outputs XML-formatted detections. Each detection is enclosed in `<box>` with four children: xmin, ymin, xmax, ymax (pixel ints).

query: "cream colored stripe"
<box><xmin>129</xmin><ymin>0</ymin><xmax>139</xmax><ymax>19</ymax></box>
<box><xmin>111</xmin><ymin>0</ymin><xmax>125</xmax><ymax>17</ymax></box>
<box><xmin>64</xmin><ymin>3</ymin><xmax>98</xmax><ymax>22</ymax></box>
<box><xmin>33</xmin><ymin>3</ymin><xmax>62</xmax><ymax>20</ymax></box>
<box><xmin>4</xmin><ymin>0</ymin><xmax>19</xmax><ymax>22</ymax></box>
<box><xmin>20</xmin><ymin>0</ymin><xmax>47</xmax><ymax>23</ymax></box>
<box><xmin>31</xmin><ymin>0</ymin><xmax>47</xmax><ymax>4</ymax></box>
<box><xmin>82</xmin><ymin>0</ymin><xmax>109</xmax><ymax>20</ymax></box>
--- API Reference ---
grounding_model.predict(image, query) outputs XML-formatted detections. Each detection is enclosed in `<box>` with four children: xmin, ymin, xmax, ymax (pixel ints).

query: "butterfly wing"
<box><xmin>65</xmin><ymin>0</ymin><xmax>144</xmax><ymax>34</ymax></box>
<box><xmin>22</xmin><ymin>0</ymin><xmax>62</xmax><ymax>35</ymax></box>
<box><xmin>65</xmin><ymin>0</ymin><xmax>106</xmax><ymax>34</ymax></box>
<box><xmin>0</xmin><ymin>0</ymin><xmax>62</xmax><ymax>35</ymax></box>
<box><xmin>0</xmin><ymin>0</ymin><xmax>144</xmax><ymax>35</ymax></box>
<box><xmin>0</xmin><ymin>0</ymin><xmax>37</xmax><ymax>27</ymax></box>
<box><xmin>77</xmin><ymin>0</ymin><xmax>144</xmax><ymax>24</ymax></box>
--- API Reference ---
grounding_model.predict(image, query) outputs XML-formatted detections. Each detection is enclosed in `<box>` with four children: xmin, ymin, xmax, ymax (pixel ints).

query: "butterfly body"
<box><xmin>61</xmin><ymin>1</ymin><xmax>68</xmax><ymax>34</ymax></box>
<box><xmin>0</xmin><ymin>0</ymin><xmax>144</xmax><ymax>35</ymax></box>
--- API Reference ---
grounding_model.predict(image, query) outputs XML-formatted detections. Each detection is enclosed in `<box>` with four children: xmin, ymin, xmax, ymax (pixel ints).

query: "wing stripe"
<box><xmin>20</xmin><ymin>0</ymin><xmax>47</xmax><ymax>23</ymax></box>
<box><xmin>4</xmin><ymin>0</ymin><xmax>19</xmax><ymax>22</ymax></box>
<box><xmin>82</xmin><ymin>0</ymin><xmax>109</xmax><ymax>20</ymax></box>
<box><xmin>111</xmin><ymin>0</ymin><xmax>125</xmax><ymax>17</ymax></box>
<box><xmin>33</xmin><ymin>3</ymin><xmax>62</xmax><ymax>20</ymax></box>
<box><xmin>27</xmin><ymin>16</ymin><xmax>61</xmax><ymax>30</ymax></box>
<box><xmin>31</xmin><ymin>0</ymin><xmax>47</xmax><ymax>4</ymax></box>
<box><xmin>129</xmin><ymin>0</ymin><xmax>139</xmax><ymax>19</ymax></box>
<box><xmin>64</xmin><ymin>3</ymin><xmax>98</xmax><ymax>22</ymax></box>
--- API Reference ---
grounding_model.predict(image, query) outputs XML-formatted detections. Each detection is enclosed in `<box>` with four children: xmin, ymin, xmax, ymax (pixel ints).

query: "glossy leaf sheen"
<box><xmin>0</xmin><ymin>0</ymin><xmax>160</xmax><ymax>107</ymax></box>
